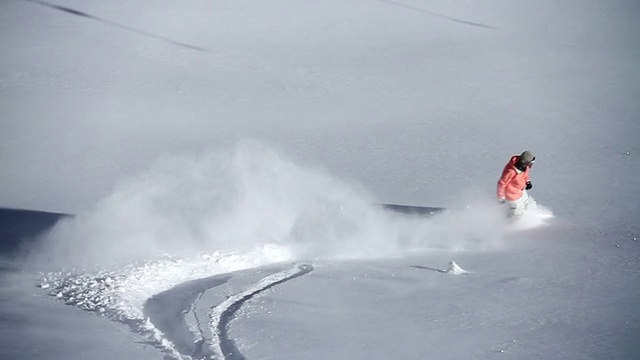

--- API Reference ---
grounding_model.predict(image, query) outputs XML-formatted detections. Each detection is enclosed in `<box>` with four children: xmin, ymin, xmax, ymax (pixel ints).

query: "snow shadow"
<box><xmin>410</xmin><ymin>265</ymin><xmax>447</xmax><ymax>273</ymax></box>
<box><xmin>23</xmin><ymin>0</ymin><xmax>209</xmax><ymax>52</ymax></box>
<box><xmin>0</xmin><ymin>208</ymin><xmax>66</xmax><ymax>255</ymax></box>
<box><xmin>378</xmin><ymin>0</ymin><xmax>496</xmax><ymax>29</ymax></box>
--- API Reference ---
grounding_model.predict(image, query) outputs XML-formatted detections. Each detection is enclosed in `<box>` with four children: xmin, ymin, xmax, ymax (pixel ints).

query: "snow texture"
<box><xmin>1</xmin><ymin>0</ymin><xmax>639</xmax><ymax>359</ymax></box>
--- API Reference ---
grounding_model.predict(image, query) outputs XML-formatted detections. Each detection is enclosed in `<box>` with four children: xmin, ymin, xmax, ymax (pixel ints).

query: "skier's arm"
<box><xmin>497</xmin><ymin>170</ymin><xmax>514</xmax><ymax>200</ymax></box>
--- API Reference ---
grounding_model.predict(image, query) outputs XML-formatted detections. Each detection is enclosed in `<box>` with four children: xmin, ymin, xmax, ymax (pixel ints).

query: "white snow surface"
<box><xmin>1</xmin><ymin>0</ymin><xmax>639</xmax><ymax>359</ymax></box>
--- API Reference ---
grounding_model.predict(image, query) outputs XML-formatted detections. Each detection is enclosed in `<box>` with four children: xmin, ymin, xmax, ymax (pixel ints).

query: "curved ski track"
<box><xmin>210</xmin><ymin>264</ymin><xmax>314</xmax><ymax>360</ymax></box>
<box><xmin>144</xmin><ymin>275</ymin><xmax>232</xmax><ymax>358</ymax></box>
<box><xmin>144</xmin><ymin>264</ymin><xmax>313</xmax><ymax>360</ymax></box>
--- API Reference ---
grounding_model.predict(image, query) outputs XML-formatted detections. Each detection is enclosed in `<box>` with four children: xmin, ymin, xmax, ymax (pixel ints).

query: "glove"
<box><xmin>498</xmin><ymin>198</ymin><xmax>506</xmax><ymax>204</ymax></box>
<box><xmin>525</xmin><ymin>181</ymin><xmax>533</xmax><ymax>190</ymax></box>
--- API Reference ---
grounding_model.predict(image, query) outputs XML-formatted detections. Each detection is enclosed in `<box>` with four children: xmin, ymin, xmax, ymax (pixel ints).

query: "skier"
<box><xmin>497</xmin><ymin>151</ymin><xmax>535</xmax><ymax>218</ymax></box>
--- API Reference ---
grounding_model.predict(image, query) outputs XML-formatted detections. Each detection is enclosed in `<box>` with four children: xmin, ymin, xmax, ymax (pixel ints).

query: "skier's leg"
<box><xmin>506</xmin><ymin>201</ymin><xmax>519</xmax><ymax>219</ymax></box>
<box><xmin>509</xmin><ymin>195</ymin><xmax>527</xmax><ymax>219</ymax></box>
<box><xmin>522</xmin><ymin>191</ymin><xmax>531</xmax><ymax>212</ymax></box>
<box><xmin>522</xmin><ymin>191</ymin><xmax>540</xmax><ymax>214</ymax></box>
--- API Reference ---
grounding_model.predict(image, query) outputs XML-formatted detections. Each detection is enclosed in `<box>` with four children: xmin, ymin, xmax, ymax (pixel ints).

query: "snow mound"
<box><xmin>444</xmin><ymin>261</ymin><xmax>469</xmax><ymax>275</ymax></box>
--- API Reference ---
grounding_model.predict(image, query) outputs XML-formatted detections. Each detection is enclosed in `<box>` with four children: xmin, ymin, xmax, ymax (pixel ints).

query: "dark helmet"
<box><xmin>515</xmin><ymin>151</ymin><xmax>535</xmax><ymax>171</ymax></box>
<box><xmin>519</xmin><ymin>151</ymin><xmax>535</xmax><ymax>165</ymax></box>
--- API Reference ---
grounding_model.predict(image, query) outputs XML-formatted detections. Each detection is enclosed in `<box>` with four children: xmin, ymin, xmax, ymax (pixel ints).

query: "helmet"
<box><xmin>519</xmin><ymin>151</ymin><xmax>535</xmax><ymax>165</ymax></box>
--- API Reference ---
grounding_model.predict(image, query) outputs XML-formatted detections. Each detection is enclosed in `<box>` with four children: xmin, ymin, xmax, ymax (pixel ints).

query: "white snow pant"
<box><xmin>506</xmin><ymin>191</ymin><xmax>531</xmax><ymax>218</ymax></box>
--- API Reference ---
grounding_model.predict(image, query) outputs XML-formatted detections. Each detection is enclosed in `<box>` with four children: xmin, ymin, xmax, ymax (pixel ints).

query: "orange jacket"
<box><xmin>497</xmin><ymin>155</ymin><xmax>530</xmax><ymax>201</ymax></box>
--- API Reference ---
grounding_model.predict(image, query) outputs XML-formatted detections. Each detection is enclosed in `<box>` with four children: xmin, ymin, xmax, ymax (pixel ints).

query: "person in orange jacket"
<box><xmin>497</xmin><ymin>151</ymin><xmax>535</xmax><ymax>218</ymax></box>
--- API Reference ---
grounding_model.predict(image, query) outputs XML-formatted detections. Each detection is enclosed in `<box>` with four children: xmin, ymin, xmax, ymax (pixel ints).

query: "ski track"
<box><xmin>42</xmin><ymin>263</ymin><xmax>314</xmax><ymax>360</ymax></box>
<box><xmin>143</xmin><ymin>274</ymin><xmax>232</xmax><ymax>358</ymax></box>
<box><xmin>207</xmin><ymin>264</ymin><xmax>314</xmax><ymax>360</ymax></box>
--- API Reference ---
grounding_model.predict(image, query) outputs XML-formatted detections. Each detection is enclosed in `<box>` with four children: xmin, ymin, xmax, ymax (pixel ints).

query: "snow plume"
<box><xmin>409</xmin><ymin>192</ymin><xmax>553</xmax><ymax>250</ymax></box>
<box><xmin>28</xmin><ymin>140</ymin><xmax>526</xmax><ymax>272</ymax></box>
<box><xmin>28</xmin><ymin>140</ymin><xmax>397</xmax><ymax>270</ymax></box>
<box><xmin>389</xmin><ymin>195</ymin><xmax>514</xmax><ymax>252</ymax></box>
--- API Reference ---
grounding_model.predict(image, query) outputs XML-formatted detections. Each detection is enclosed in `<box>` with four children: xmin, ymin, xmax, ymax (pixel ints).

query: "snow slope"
<box><xmin>1</xmin><ymin>0</ymin><xmax>639</xmax><ymax>359</ymax></box>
